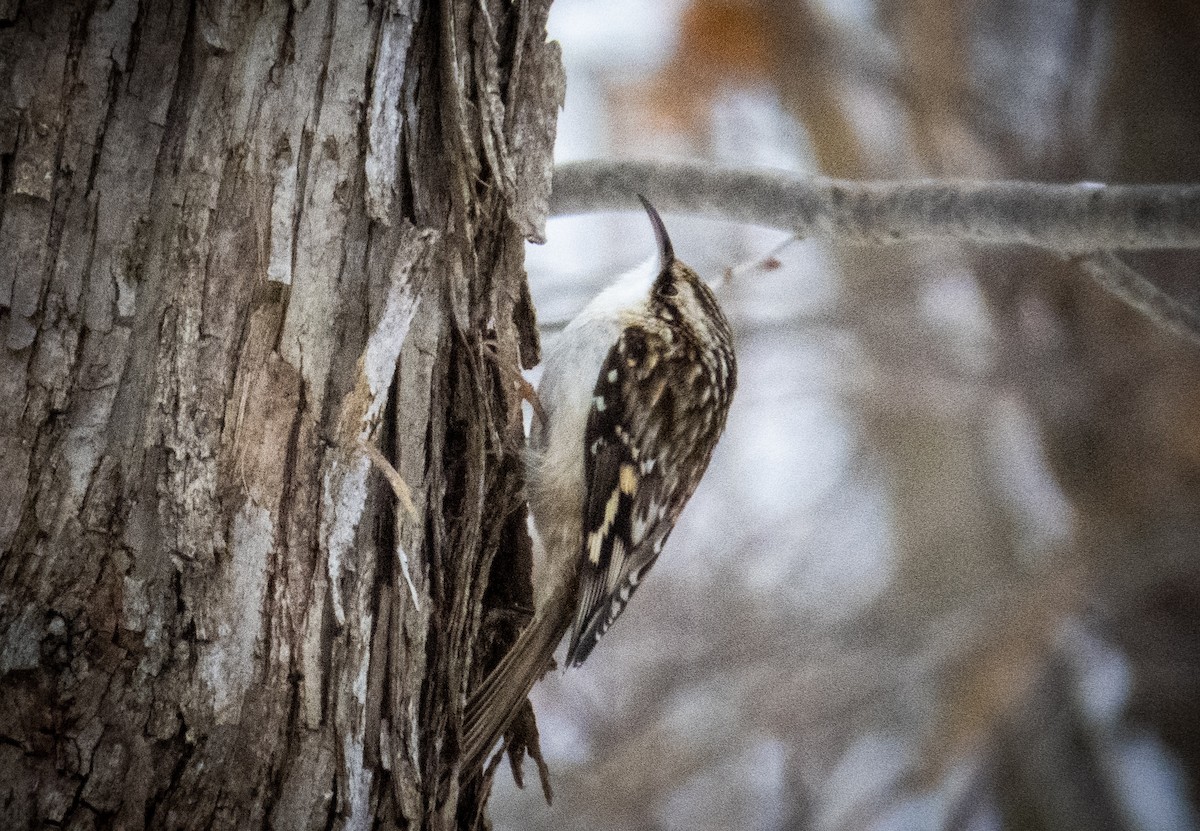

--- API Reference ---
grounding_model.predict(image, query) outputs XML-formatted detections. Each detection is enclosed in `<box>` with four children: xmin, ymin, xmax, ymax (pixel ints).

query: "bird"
<box><xmin>461</xmin><ymin>195</ymin><xmax>737</xmax><ymax>775</ymax></box>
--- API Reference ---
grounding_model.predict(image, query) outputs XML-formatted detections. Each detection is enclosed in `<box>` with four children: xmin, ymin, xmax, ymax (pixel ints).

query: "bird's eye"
<box><xmin>660</xmin><ymin>282</ymin><xmax>678</xmax><ymax>297</ymax></box>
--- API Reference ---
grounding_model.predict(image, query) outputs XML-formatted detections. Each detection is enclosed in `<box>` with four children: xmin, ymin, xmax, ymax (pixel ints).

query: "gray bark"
<box><xmin>0</xmin><ymin>1</ymin><xmax>562</xmax><ymax>829</ymax></box>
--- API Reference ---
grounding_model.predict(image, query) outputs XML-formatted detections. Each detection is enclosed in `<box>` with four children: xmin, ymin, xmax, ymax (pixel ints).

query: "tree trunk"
<box><xmin>0</xmin><ymin>1</ymin><xmax>562</xmax><ymax>828</ymax></box>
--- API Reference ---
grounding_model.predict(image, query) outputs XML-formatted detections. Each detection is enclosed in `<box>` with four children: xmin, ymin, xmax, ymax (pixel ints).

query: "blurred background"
<box><xmin>495</xmin><ymin>1</ymin><xmax>1200</xmax><ymax>829</ymax></box>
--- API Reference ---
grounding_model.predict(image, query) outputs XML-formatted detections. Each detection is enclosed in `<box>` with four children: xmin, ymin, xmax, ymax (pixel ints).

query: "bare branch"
<box><xmin>550</xmin><ymin>159</ymin><xmax>1200</xmax><ymax>347</ymax></box>
<box><xmin>551</xmin><ymin>159</ymin><xmax>1200</xmax><ymax>252</ymax></box>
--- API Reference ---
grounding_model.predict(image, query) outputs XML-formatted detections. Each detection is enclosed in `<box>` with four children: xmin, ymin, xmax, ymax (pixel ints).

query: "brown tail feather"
<box><xmin>461</xmin><ymin>577</ymin><xmax>576</xmax><ymax>773</ymax></box>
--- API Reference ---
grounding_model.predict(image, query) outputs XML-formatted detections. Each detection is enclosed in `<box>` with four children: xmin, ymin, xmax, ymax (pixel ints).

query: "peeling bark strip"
<box><xmin>0</xmin><ymin>1</ymin><xmax>562</xmax><ymax>829</ymax></box>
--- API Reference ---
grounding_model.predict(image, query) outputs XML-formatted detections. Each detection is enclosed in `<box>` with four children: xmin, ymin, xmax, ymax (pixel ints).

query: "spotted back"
<box><xmin>566</xmin><ymin>268</ymin><xmax>736</xmax><ymax>666</ymax></box>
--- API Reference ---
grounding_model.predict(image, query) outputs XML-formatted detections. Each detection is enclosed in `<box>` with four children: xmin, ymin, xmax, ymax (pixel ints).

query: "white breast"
<box><xmin>525</xmin><ymin>256</ymin><xmax>657</xmax><ymax>591</ymax></box>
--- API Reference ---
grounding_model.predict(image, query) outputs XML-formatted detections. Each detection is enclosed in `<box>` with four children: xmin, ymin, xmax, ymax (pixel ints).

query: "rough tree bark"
<box><xmin>0</xmin><ymin>1</ymin><xmax>562</xmax><ymax>828</ymax></box>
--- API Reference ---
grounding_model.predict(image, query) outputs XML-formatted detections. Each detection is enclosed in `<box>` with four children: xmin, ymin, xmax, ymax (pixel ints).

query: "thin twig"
<box><xmin>723</xmin><ymin>235</ymin><xmax>801</xmax><ymax>283</ymax></box>
<box><xmin>1072</xmin><ymin>253</ymin><xmax>1200</xmax><ymax>348</ymax></box>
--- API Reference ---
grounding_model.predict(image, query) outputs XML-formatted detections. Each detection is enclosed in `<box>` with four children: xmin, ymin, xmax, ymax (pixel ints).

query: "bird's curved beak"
<box><xmin>637</xmin><ymin>194</ymin><xmax>675</xmax><ymax>269</ymax></box>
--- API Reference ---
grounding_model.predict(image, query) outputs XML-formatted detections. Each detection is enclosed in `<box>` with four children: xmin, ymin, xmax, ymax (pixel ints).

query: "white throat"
<box><xmin>578</xmin><ymin>255</ymin><xmax>658</xmax><ymax>322</ymax></box>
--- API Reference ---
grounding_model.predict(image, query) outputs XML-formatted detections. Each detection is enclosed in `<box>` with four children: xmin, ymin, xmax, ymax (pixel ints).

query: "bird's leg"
<box><xmin>483</xmin><ymin>339</ymin><xmax>547</xmax><ymax>428</ymax></box>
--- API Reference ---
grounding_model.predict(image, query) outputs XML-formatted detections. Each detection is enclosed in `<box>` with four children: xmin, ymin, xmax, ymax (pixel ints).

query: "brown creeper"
<box><xmin>463</xmin><ymin>196</ymin><xmax>737</xmax><ymax>772</ymax></box>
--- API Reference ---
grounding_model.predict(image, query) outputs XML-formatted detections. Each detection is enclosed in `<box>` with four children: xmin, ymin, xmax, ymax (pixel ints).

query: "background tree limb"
<box><xmin>551</xmin><ymin>159</ymin><xmax>1200</xmax><ymax>251</ymax></box>
<box><xmin>551</xmin><ymin>159</ymin><xmax>1200</xmax><ymax>347</ymax></box>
